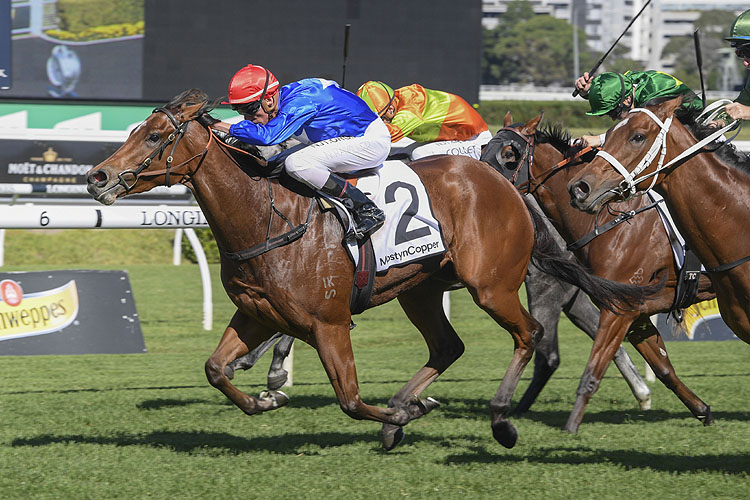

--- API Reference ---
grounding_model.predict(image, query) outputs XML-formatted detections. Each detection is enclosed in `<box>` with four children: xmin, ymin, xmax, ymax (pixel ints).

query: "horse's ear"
<box><xmin>503</xmin><ymin>111</ymin><xmax>513</xmax><ymax>127</ymax></box>
<box><xmin>181</xmin><ymin>102</ymin><xmax>205</xmax><ymax>121</ymax></box>
<box><xmin>520</xmin><ymin>113</ymin><xmax>543</xmax><ymax>136</ymax></box>
<box><xmin>655</xmin><ymin>96</ymin><xmax>684</xmax><ymax>119</ymax></box>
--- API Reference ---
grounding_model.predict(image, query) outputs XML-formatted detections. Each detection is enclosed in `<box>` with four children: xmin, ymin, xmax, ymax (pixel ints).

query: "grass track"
<box><xmin>1</xmin><ymin>233</ymin><xmax>749</xmax><ymax>499</ymax></box>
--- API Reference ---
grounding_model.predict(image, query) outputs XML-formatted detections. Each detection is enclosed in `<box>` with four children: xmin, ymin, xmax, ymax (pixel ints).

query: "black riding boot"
<box><xmin>320</xmin><ymin>174</ymin><xmax>385</xmax><ymax>238</ymax></box>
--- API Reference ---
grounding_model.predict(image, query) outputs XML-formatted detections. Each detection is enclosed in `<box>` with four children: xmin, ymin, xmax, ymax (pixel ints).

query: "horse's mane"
<box><xmin>639</xmin><ymin>95</ymin><xmax>750</xmax><ymax>174</ymax></box>
<box><xmin>684</xmin><ymin>120</ymin><xmax>750</xmax><ymax>175</ymax></box>
<box><xmin>535</xmin><ymin>123</ymin><xmax>588</xmax><ymax>159</ymax></box>
<box><xmin>164</xmin><ymin>88</ymin><xmax>219</xmax><ymax>116</ymax></box>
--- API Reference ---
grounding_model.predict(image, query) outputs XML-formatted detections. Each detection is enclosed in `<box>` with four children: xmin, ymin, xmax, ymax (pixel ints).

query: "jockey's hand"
<box><xmin>575</xmin><ymin>72</ymin><xmax>593</xmax><ymax>97</ymax></box>
<box><xmin>575</xmin><ymin>135</ymin><xmax>602</xmax><ymax>148</ymax></box>
<box><xmin>196</xmin><ymin>113</ymin><xmax>220</xmax><ymax>128</ymax></box>
<box><xmin>725</xmin><ymin>102</ymin><xmax>750</xmax><ymax>121</ymax></box>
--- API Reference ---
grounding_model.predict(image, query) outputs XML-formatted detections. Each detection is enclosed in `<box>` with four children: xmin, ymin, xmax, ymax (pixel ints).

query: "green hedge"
<box><xmin>56</xmin><ymin>0</ymin><xmax>143</xmax><ymax>33</ymax></box>
<box><xmin>477</xmin><ymin>100</ymin><xmax>612</xmax><ymax>130</ymax></box>
<box><xmin>181</xmin><ymin>228</ymin><xmax>220</xmax><ymax>264</ymax></box>
<box><xmin>46</xmin><ymin>21</ymin><xmax>144</xmax><ymax>41</ymax></box>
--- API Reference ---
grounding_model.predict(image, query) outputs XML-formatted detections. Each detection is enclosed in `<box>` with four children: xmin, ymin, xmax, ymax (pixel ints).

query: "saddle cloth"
<box><xmin>326</xmin><ymin>160</ymin><xmax>446</xmax><ymax>273</ymax></box>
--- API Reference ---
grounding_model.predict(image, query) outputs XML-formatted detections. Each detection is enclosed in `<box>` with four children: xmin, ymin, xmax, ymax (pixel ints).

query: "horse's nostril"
<box><xmin>88</xmin><ymin>170</ymin><xmax>108</xmax><ymax>187</ymax></box>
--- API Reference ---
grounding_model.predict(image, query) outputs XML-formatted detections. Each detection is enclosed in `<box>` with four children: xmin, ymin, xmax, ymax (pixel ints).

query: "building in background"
<box><xmin>483</xmin><ymin>0</ymin><xmax>747</xmax><ymax>90</ymax></box>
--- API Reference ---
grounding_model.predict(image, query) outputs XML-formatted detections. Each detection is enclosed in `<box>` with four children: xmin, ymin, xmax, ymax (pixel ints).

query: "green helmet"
<box><xmin>586</xmin><ymin>72</ymin><xmax>633</xmax><ymax>116</ymax></box>
<box><xmin>726</xmin><ymin>9</ymin><xmax>750</xmax><ymax>46</ymax></box>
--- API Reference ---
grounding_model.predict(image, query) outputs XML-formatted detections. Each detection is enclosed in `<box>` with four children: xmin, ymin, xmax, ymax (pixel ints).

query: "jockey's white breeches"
<box><xmin>284</xmin><ymin>119</ymin><xmax>391</xmax><ymax>189</ymax></box>
<box><xmin>390</xmin><ymin>129</ymin><xmax>493</xmax><ymax>161</ymax></box>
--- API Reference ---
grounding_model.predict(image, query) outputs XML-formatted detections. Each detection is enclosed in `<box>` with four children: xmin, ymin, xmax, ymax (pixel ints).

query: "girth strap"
<box><xmin>705</xmin><ymin>255</ymin><xmax>750</xmax><ymax>274</ymax></box>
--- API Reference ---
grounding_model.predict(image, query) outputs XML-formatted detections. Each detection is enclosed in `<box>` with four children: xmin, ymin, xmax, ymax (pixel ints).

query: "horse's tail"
<box><xmin>522</xmin><ymin>196</ymin><xmax>663</xmax><ymax>312</ymax></box>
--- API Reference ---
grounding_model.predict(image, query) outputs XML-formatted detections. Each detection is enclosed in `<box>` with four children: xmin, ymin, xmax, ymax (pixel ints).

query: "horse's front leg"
<box><xmin>563</xmin><ymin>311</ymin><xmax>635</xmax><ymax>433</ymax></box>
<box><xmin>314</xmin><ymin>321</ymin><xmax>424</xmax><ymax>428</ymax></box>
<box><xmin>204</xmin><ymin>311</ymin><xmax>289</xmax><ymax>414</ymax></box>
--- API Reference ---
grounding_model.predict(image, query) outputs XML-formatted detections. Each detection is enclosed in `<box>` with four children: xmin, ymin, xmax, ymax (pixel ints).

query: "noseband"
<box><xmin>595</xmin><ymin>104</ymin><xmax>739</xmax><ymax>199</ymax></box>
<box><xmin>115</xmin><ymin>107</ymin><xmax>210</xmax><ymax>193</ymax></box>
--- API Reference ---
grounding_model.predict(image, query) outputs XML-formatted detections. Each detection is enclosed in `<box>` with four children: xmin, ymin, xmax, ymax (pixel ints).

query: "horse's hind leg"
<box><xmin>470</xmin><ymin>285</ymin><xmax>542</xmax><ymax>448</ymax></box>
<box><xmin>627</xmin><ymin>317</ymin><xmax>712</xmax><ymax>425</ymax></box>
<box><xmin>205</xmin><ymin>311</ymin><xmax>289</xmax><ymax>415</ymax></box>
<box><xmin>564</xmin><ymin>289</ymin><xmax>652</xmax><ymax>410</ymax></box>
<box><xmin>267</xmin><ymin>335</ymin><xmax>295</xmax><ymax>390</ymax></box>
<box><xmin>379</xmin><ymin>282</ymin><xmax>465</xmax><ymax>450</ymax></box>
<box><xmin>513</xmin><ymin>267</ymin><xmax>566</xmax><ymax>414</ymax></box>
<box><xmin>225</xmin><ymin>332</ymin><xmax>284</xmax><ymax>379</ymax></box>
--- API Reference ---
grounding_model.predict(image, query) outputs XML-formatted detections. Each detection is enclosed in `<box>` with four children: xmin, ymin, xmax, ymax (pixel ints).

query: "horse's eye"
<box><xmin>502</xmin><ymin>150</ymin><xmax>515</xmax><ymax>160</ymax></box>
<box><xmin>147</xmin><ymin>133</ymin><xmax>160</xmax><ymax>143</ymax></box>
<box><xmin>631</xmin><ymin>133</ymin><xmax>646</xmax><ymax>144</ymax></box>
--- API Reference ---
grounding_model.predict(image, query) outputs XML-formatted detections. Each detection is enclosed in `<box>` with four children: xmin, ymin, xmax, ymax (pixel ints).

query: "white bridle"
<box><xmin>594</xmin><ymin>99</ymin><xmax>739</xmax><ymax>199</ymax></box>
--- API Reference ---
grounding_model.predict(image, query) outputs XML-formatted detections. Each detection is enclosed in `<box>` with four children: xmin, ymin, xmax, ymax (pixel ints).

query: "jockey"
<box><xmin>720</xmin><ymin>9</ymin><xmax>750</xmax><ymax>123</ymax></box>
<box><xmin>355</xmin><ymin>81</ymin><xmax>492</xmax><ymax>160</ymax></box>
<box><xmin>207</xmin><ymin>64</ymin><xmax>390</xmax><ymax>238</ymax></box>
<box><xmin>573</xmin><ymin>70</ymin><xmax>703</xmax><ymax>147</ymax></box>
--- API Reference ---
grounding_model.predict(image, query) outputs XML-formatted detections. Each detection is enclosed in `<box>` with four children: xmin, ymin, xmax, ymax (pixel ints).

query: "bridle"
<box><xmin>114</xmin><ymin>106</ymin><xmax>213</xmax><ymax>193</ymax></box>
<box><xmin>494</xmin><ymin>126</ymin><xmax>594</xmax><ymax>195</ymax></box>
<box><xmin>594</xmin><ymin>102</ymin><xmax>739</xmax><ymax>200</ymax></box>
<box><xmin>494</xmin><ymin>126</ymin><xmax>537</xmax><ymax>189</ymax></box>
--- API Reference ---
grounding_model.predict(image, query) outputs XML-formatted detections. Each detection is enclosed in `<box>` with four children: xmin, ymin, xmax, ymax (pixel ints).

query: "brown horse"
<box><xmin>485</xmin><ymin>112</ymin><xmax>715</xmax><ymax>432</ymax></box>
<box><xmin>85</xmin><ymin>89</ymin><xmax>651</xmax><ymax>450</ymax></box>
<box><xmin>568</xmin><ymin>97</ymin><xmax>750</xmax><ymax>345</ymax></box>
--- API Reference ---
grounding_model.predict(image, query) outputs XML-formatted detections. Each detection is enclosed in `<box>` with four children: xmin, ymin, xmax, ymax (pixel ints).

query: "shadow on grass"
<box><xmin>11</xmin><ymin>430</ymin><xmax>379</xmax><ymax>455</ymax></box>
<box><xmin>443</xmin><ymin>445</ymin><xmax>750</xmax><ymax>475</ymax></box>
<box><xmin>11</xmin><ymin>430</ymin><xmax>750</xmax><ymax>475</ymax></box>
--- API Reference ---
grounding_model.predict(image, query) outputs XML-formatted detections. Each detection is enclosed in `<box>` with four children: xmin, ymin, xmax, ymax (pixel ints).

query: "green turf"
<box><xmin>1</xmin><ymin>231</ymin><xmax>749</xmax><ymax>499</ymax></box>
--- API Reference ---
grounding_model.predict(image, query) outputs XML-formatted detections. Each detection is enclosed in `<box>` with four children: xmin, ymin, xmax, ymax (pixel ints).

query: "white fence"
<box><xmin>0</xmin><ymin>204</ymin><xmax>214</xmax><ymax>331</ymax></box>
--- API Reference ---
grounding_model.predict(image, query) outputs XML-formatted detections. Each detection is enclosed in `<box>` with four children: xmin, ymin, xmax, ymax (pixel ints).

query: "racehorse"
<box><xmin>485</xmin><ymin>112</ymin><xmax>715</xmax><ymax>432</ymax></box>
<box><xmin>85</xmin><ymin>89</ymin><xmax>653</xmax><ymax>450</ymax></box>
<box><xmin>567</xmin><ymin>97</ymin><xmax>750</xmax><ymax>345</ymax></box>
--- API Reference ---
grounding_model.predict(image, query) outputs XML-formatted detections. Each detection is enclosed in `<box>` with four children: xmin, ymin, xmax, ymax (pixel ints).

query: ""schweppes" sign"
<box><xmin>0</xmin><ymin>279</ymin><xmax>80</xmax><ymax>341</ymax></box>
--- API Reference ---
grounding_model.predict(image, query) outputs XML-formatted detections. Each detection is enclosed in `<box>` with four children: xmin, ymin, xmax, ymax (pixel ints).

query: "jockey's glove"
<box><xmin>212</xmin><ymin>129</ymin><xmax>264</xmax><ymax>158</ymax></box>
<box><xmin>196</xmin><ymin>112</ymin><xmax>220</xmax><ymax>128</ymax></box>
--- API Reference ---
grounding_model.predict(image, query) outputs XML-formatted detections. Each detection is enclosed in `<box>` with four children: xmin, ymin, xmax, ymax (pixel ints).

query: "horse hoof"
<box><xmin>258</xmin><ymin>390</ymin><xmax>290</xmax><ymax>410</ymax></box>
<box><xmin>224</xmin><ymin>364</ymin><xmax>235</xmax><ymax>380</ymax></box>
<box><xmin>417</xmin><ymin>396</ymin><xmax>440</xmax><ymax>415</ymax></box>
<box><xmin>701</xmin><ymin>406</ymin><xmax>714</xmax><ymax>426</ymax></box>
<box><xmin>639</xmin><ymin>396</ymin><xmax>652</xmax><ymax>411</ymax></box>
<box><xmin>491</xmin><ymin>419</ymin><xmax>518</xmax><ymax>449</ymax></box>
<box><xmin>380</xmin><ymin>424</ymin><xmax>405</xmax><ymax>451</ymax></box>
<box><xmin>267</xmin><ymin>369</ymin><xmax>288</xmax><ymax>390</ymax></box>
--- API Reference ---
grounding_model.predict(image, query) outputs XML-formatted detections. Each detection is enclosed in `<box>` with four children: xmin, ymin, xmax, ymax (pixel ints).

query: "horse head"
<box><xmin>481</xmin><ymin>111</ymin><xmax>543</xmax><ymax>187</ymax></box>
<box><xmin>567</xmin><ymin>96</ymin><xmax>685</xmax><ymax>214</ymax></box>
<box><xmin>87</xmin><ymin>89</ymin><xmax>271</xmax><ymax>205</ymax></box>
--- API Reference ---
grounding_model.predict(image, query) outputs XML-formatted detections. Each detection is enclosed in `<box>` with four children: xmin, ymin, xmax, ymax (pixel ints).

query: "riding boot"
<box><xmin>320</xmin><ymin>174</ymin><xmax>385</xmax><ymax>238</ymax></box>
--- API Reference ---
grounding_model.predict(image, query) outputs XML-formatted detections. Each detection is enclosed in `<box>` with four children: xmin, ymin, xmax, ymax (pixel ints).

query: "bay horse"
<box><xmin>568</xmin><ymin>97</ymin><xmax>750</xmax><ymax>345</ymax></box>
<box><xmin>485</xmin><ymin>112</ymin><xmax>715</xmax><ymax>432</ymax></box>
<box><xmin>86</xmin><ymin>89</ymin><xmax>652</xmax><ymax>450</ymax></box>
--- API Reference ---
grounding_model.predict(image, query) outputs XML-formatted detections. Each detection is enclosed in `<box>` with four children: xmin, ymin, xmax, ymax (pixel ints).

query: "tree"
<box><xmin>661</xmin><ymin>10</ymin><xmax>742</xmax><ymax>92</ymax></box>
<box><xmin>482</xmin><ymin>0</ymin><xmax>595</xmax><ymax>86</ymax></box>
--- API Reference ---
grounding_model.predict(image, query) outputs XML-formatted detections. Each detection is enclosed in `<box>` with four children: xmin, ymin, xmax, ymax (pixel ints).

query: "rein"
<box><xmin>595</xmin><ymin>105</ymin><xmax>739</xmax><ymax>199</ymax></box>
<box><xmin>594</xmin><ymin>104</ymin><xmax>750</xmax><ymax>272</ymax></box>
<box><xmin>115</xmin><ymin>107</ymin><xmax>212</xmax><ymax>192</ymax></box>
<box><xmin>118</xmin><ymin>107</ymin><xmax>313</xmax><ymax>261</ymax></box>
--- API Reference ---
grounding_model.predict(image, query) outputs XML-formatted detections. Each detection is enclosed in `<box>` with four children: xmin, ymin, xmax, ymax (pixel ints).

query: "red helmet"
<box><xmin>222</xmin><ymin>64</ymin><xmax>279</xmax><ymax>105</ymax></box>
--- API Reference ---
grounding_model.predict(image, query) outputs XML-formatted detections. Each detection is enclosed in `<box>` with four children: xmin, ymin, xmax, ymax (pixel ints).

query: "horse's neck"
<box><xmin>655</xmin><ymin>151</ymin><xmax>750</xmax><ymax>268</ymax></box>
<box><xmin>188</xmin><ymin>147</ymin><xmax>299</xmax><ymax>256</ymax></box>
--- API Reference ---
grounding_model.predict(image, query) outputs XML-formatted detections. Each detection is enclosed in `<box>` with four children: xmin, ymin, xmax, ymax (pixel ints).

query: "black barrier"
<box><xmin>0</xmin><ymin>270</ymin><xmax>145</xmax><ymax>355</ymax></box>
